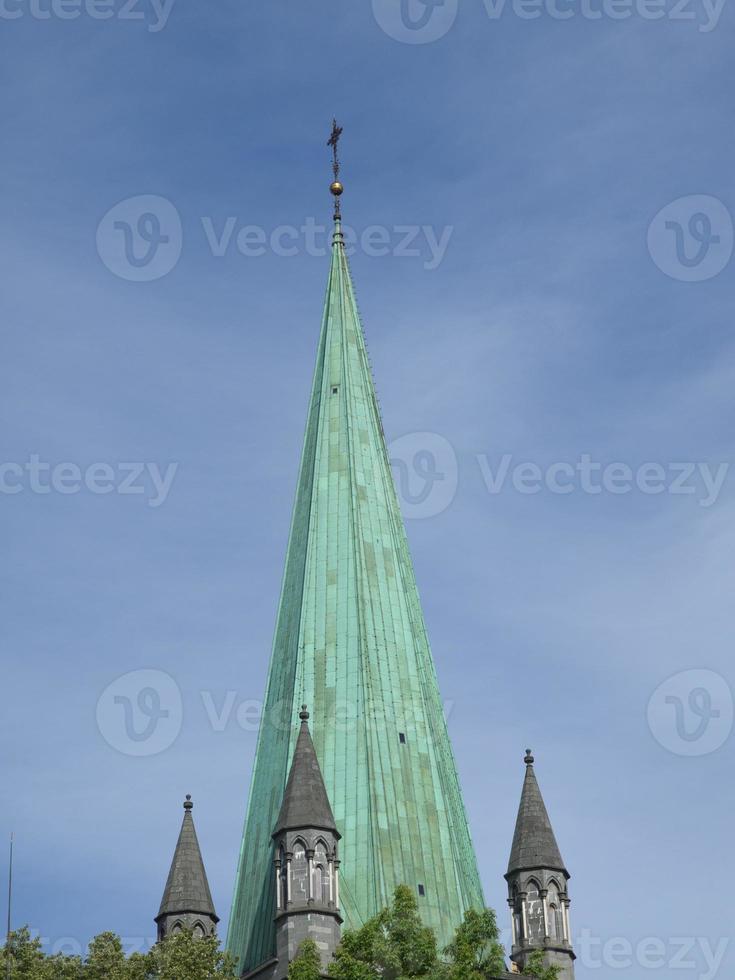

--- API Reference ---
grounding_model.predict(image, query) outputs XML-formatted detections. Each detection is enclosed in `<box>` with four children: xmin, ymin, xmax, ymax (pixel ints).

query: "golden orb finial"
<box><xmin>330</xmin><ymin>180</ymin><xmax>344</xmax><ymax>197</ymax></box>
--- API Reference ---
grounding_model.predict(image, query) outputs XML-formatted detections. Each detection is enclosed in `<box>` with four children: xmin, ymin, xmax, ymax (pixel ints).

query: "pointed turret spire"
<box><xmin>273</xmin><ymin>707</ymin><xmax>339</xmax><ymax>837</ymax></box>
<box><xmin>269</xmin><ymin>706</ymin><xmax>343</xmax><ymax>977</ymax></box>
<box><xmin>508</xmin><ymin>750</ymin><xmax>566</xmax><ymax>875</ymax></box>
<box><xmin>156</xmin><ymin>796</ymin><xmax>218</xmax><ymax>941</ymax></box>
<box><xmin>505</xmin><ymin>752</ymin><xmax>575</xmax><ymax>980</ymax></box>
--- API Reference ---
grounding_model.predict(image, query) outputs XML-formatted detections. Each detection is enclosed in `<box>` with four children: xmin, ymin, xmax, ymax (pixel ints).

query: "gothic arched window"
<box><xmin>525</xmin><ymin>880</ymin><xmax>544</xmax><ymax>942</ymax></box>
<box><xmin>292</xmin><ymin>840</ymin><xmax>308</xmax><ymax>902</ymax></box>
<box><xmin>279</xmin><ymin>845</ymin><xmax>288</xmax><ymax>907</ymax></box>
<box><xmin>313</xmin><ymin>842</ymin><xmax>330</xmax><ymax>902</ymax></box>
<box><xmin>547</xmin><ymin>880</ymin><xmax>564</xmax><ymax>940</ymax></box>
<box><xmin>192</xmin><ymin>922</ymin><xmax>205</xmax><ymax>939</ymax></box>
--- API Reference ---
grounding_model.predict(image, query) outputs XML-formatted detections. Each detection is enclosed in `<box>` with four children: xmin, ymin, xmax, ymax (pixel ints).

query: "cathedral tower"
<box><xmin>227</xmin><ymin>125</ymin><xmax>484</xmax><ymax>973</ymax></box>
<box><xmin>505</xmin><ymin>752</ymin><xmax>575</xmax><ymax>980</ymax></box>
<box><xmin>156</xmin><ymin>796</ymin><xmax>219</xmax><ymax>941</ymax></box>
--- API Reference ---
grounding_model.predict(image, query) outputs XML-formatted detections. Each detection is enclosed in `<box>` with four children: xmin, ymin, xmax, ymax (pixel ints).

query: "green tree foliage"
<box><xmin>1</xmin><ymin>927</ymin><xmax>237</xmax><ymax>980</ymax></box>
<box><xmin>288</xmin><ymin>939</ymin><xmax>323</xmax><ymax>980</ymax></box>
<box><xmin>0</xmin><ymin>928</ymin><xmax>77</xmax><ymax>980</ymax></box>
<box><xmin>442</xmin><ymin>908</ymin><xmax>506</xmax><ymax>980</ymax></box>
<box><xmin>147</xmin><ymin>931</ymin><xmax>237</xmax><ymax>980</ymax></box>
<box><xmin>522</xmin><ymin>950</ymin><xmax>560</xmax><ymax>980</ymax></box>
<box><xmin>325</xmin><ymin>884</ymin><xmax>557</xmax><ymax>980</ymax></box>
<box><xmin>328</xmin><ymin>885</ymin><xmax>510</xmax><ymax>980</ymax></box>
<box><xmin>1</xmin><ymin>898</ymin><xmax>557</xmax><ymax>980</ymax></box>
<box><xmin>329</xmin><ymin>885</ymin><xmax>438</xmax><ymax>980</ymax></box>
<box><xmin>85</xmin><ymin>933</ymin><xmax>128</xmax><ymax>980</ymax></box>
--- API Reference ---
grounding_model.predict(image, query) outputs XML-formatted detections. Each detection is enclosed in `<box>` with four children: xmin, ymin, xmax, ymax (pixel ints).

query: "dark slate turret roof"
<box><xmin>507</xmin><ymin>750</ymin><xmax>567</xmax><ymax>876</ymax></box>
<box><xmin>157</xmin><ymin>796</ymin><xmax>218</xmax><ymax>921</ymax></box>
<box><xmin>272</xmin><ymin>707</ymin><xmax>339</xmax><ymax>838</ymax></box>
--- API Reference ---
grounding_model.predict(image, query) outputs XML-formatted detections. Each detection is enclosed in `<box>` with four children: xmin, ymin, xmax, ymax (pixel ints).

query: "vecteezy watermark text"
<box><xmin>96</xmin><ymin>668</ymin><xmax>459</xmax><ymax>756</ymax></box>
<box><xmin>371</xmin><ymin>0</ymin><xmax>725</xmax><ymax>42</ymax></box>
<box><xmin>480</xmin><ymin>0</ymin><xmax>725</xmax><ymax>31</ymax></box>
<box><xmin>0</xmin><ymin>456</ymin><xmax>178</xmax><ymax>508</ymax></box>
<box><xmin>576</xmin><ymin>930</ymin><xmax>729</xmax><ymax>979</ymax></box>
<box><xmin>201</xmin><ymin>217</ymin><xmax>453</xmax><ymax>270</ymax></box>
<box><xmin>96</xmin><ymin>196</ymin><xmax>454</xmax><ymax>281</ymax></box>
<box><xmin>388</xmin><ymin>435</ymin><xmax>731</xmax><ymax>519</ymax></box>
<box><xmin>0</xmin><ymin>0</ymin><xmax>175</xmax><ymax>30</ymax></box>
<box><xmin>475</xmin><ymin>455</ymin><xmax>729</xmax><ymax>507</ymax></box>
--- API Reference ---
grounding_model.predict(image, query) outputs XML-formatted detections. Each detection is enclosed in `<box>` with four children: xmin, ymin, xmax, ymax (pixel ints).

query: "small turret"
<box><xmin>271</xmin><ymin>707</ymin><xmax>342</xmax><ymax>976</ymax></box>
<box><xmin>156</xmin><ymin>796</ymin><xmax>219</xmax><ymax>941</ymax></box>
<box><xmin>505</xmin><ymin>751</ymin><xmax>575</xmax><ymax>980</ymax></box>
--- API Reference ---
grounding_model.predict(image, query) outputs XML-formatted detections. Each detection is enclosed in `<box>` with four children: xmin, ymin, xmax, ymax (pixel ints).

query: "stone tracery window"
<box><xmin>525</xmin><ymin>879</ymin><xmax>544</xmax><ymax>942</ymax></box>
<box><xmin>313</xmin><ymin>841</ymin><xmax>330</xmax><ymax>902</ymax></box>
<box><xmin>292</xmin><ymin>840</ymin><xmax>308</xmax><ymax>902</ymax></box>
<box><xmin>547</xmin><ymin>880</ymin><xmax>564</xmax><ymax>940</ymax></box>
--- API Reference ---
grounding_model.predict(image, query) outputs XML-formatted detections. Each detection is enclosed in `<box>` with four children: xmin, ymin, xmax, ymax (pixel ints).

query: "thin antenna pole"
<box><xmin>5</xmin><ymin>834</ymin><xmax>12</xmax><ymax>980</ymax></box>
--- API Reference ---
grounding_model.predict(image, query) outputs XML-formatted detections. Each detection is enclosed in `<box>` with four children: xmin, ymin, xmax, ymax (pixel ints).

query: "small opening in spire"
<box><xmin>399</xmin><ymin>732</ymin><xmax>406</xmax><ymax>744</ymax></box>
<box><xmin>418</xmin><ymin>884</ymin><xmax>426</xmax><ymax>897</ymax></box>
<box><xmin>331</xmin><ymin>386</ymin><xmax>339</xmax><ymax>395</ymax></box>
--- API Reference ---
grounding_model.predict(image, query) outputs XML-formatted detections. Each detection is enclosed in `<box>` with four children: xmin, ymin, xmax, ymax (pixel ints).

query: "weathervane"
<box><xmin>327</xmin><ymin>118</ymin><xmax>344</xmax><ymax>218</ymax></box>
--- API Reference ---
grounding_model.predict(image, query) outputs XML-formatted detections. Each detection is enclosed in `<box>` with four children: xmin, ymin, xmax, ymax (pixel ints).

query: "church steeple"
<box><xmin>156</xmin><ymin>796</ymin><xmax>218</xmax><ymax>942</ymax></box>
<box><xmin>505</xmin><ymin>752</ymin><xmax>575</xmax><ymax>980</ymax></box>
<box><xmin>228</xmin><ymin>124</ymin><xmax>484</xmax><ymax>973</ymax></box>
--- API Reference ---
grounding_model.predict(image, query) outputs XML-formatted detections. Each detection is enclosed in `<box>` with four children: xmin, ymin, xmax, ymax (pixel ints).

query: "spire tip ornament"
<box><xmin>327</xmin><ymin>118</ymin><xmax>344</xmax><ymax>218</ymax></box>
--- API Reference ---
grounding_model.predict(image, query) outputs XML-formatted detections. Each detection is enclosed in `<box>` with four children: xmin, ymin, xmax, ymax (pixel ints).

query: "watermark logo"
<box><xmin>389</xmin><ymin>432</ymin><xmax>459</xmax><ymax>519</ymax></box>
<box><xmin>647</xmin><ymin>669</ymin><xmax>733</xmax><ymax>757</ymax></box>
<box><xmin>97</xmin><ymin>195</ymin><xmax>182</xmax><ymax>282</ymax></box>
<box><xmin>0</xmin><ymin>456</ymin><xmax>178</xmax><ymax>507</ymax></box>
<box><xmin>372</xmin><ymin>0</ymin><xmax>459</xmax><ymax>43</ymax></box>
<box><xmin>97</xmin><ymin>669</ymin><xmax>183</xmax><ymax>756</ymax></box>
<box><xmin>384</xmin><ymin>445</ymin><xmax>729</xmax><ymax>520</ymax></box>
<box><xmin>98</xmin><ymin>207</ymin><xmax>453</xmax><ymax>281</ymax></box>
<box><xmin>648</xmin><ymin>195</ymin><xmax>733</xmax><ymax>282</ymax></box>
<box><xmin>0</xmin><ymin>0</ymin><xmax>176</xmax><ymax>31</ymax></box>
<box><xmin>373</xmin><ymin>0</ymin><xmax>724</xmax><ymax>38</ymax></box>
<box><xmin>576</xmin><ymin>930</ymin><xmax>729</xmax><ymax>980</ymax></box>
<box><xmin>476</xmin><ymin>455</ymin><xmax>729</xmax><ymax>508</ymax></box>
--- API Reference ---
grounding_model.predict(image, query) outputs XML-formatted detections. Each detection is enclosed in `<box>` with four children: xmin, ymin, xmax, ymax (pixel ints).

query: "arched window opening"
<box><xmin>292</xmin><ymin>840</ymin><xmax>308</xmax><ymax>902</ymax></box>
<box><xmin>547</xmin><ymin>882</ymin><xmax>563</xmax><ymax>940</ymax></box>
<box><xmin>525</xmin><ymin>880</ymin><xmax>544</xmax><ymax>943</ymax></box>
<box><xmin>192</xmin><ymin>922</ymin><xmax>205</xmax><ymax>939</ymax></box>
<box><xmin>313</xmin><ymin>842</ymin><xmax>330</xmax><ymax>902</ymax></box>
<box><xmin>279</xmin><ymin>845</ymin><xmax>288</xmax><ymax>907</ymax></box>
<box><xmin>313</xmin><ymin>864</ymin><xmax>326</xmax><ymax>901</ymax></box>
<box><xmin>171</xmin><ymin>922</ymin><xmax>182</xmax><ymax>935</ymax></box>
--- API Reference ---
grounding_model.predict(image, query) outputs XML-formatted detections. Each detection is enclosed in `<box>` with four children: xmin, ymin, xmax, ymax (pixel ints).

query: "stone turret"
<box><xmin>505</xmin><ymin>751</ymin><xmax>575</xmax><ymax>980</ymax></box>
<box><xmin>156</xmin><ymin>796</ymin><xmax>219</xmax><ymax>941</ymax></box>
<box><xmin>244</xmin><ymin>706</ymin><xmax>342</xmax><ymax>979</ymax></box>
<box><xmin>271</xmin><ymin>706</ymin><xmax>342</xmax><ymax>976</ymax></box>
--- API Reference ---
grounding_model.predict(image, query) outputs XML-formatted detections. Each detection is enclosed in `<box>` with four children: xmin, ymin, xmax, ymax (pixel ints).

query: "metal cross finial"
<box><xmin>327</xmin><ymin>118</ymin><xmax>343</xmax><ymax>180</ymax></box>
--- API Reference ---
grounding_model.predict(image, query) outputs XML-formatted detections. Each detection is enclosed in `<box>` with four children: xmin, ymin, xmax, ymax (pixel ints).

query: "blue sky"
<box><xmin>2</xmin><ymin>1</ymin><xmax>734</xmax><ymax>977</ymax></box>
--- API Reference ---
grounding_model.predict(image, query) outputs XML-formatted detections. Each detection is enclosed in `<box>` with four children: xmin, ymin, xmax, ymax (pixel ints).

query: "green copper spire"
<box><xmin>227</xmin><ymin>131</ymin><xmax>484</xmax><ymax>973</ymax></box>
